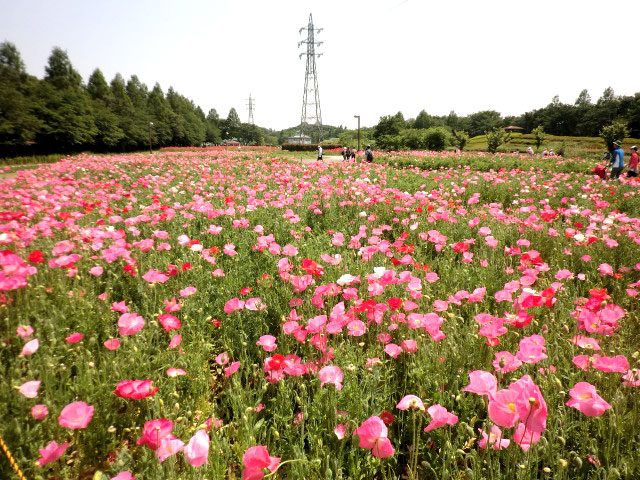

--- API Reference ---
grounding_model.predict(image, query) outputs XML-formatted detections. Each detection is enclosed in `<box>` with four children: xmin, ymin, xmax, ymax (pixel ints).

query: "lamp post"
<box><xmin>148</xmin><ymin>122</ymin><xmax>154</xmax><ymax>154</ymax></box>
<box><xmin>353</xmin><ymin>115</ymin><xmax>360</xmax><ymax>152</ymax></box>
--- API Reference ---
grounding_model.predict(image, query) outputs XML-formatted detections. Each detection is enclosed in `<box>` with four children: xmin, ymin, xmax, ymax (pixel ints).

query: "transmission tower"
<box><xmin>298</xmin><ymin>13</ymin><xmax>323</xmax><ymax>142</ymax></box>
<box><xmin>246</xmin><ymin>94</ymin><xmax>255</xmax><ymax>125</ymax></box>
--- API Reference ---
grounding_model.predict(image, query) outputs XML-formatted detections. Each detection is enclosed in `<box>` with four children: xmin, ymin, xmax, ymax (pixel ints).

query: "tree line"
<box><xmin>369</xmin><ymin>88</ymin><xmax>640</xmax><ymax>151</ymax></box>
<box><xmin>0</xmin><ymin>42</ymin><xmax>272</xmax><ymax>156</ymax></box>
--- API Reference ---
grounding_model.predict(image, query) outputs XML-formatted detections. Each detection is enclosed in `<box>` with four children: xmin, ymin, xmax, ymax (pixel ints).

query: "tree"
<box><xmin>599</xmin><ymin>122</ymin><xmax>629</xmax><ymax>152</ymax></box>
<box><xmin>373</xmin><ymin>112</ymin><xmax>405</xmax><ymax>139</ymax></box>
<box><xmin>147</xmin><ymin>83</ymin><xmax>174</xmax><ymax>147</ymax></box>
<box><xmin>575</xmin><ymin>89</ymin><xmax>592</xmax><ymax>107</ymax></box>
<box><xmin>532</xmin><ymin>125</ymin><xmax>546</xmax><ymax>152</ymax></box>
<box><xmin>413</xmin><ymin>110</ymin><xmax>434</xmax><ymax>130</ymax></box>
<box><xmin>221</xmin><ymin>108</ymin><xmax>241</xmax><ymax>140</ymax></box>
<box><xmin>35</xmin><ymin>47</ymin><xmax>96</xmax><ymax>151</ymax></box>
<box><xmin>0</xmin><ymin>42</ymin><xmax>26</xmax><ymax>74</ymax></box>
<box><xmin>485</xmin><ymin>128</ymin><xmax>508</xmax><ymax>153</ymax></box>
<box><xmin>424</xmin><ymin>127</ymin><xmax>449</xmax><ymax>151</ymax></box>
<box><xmin>87</xmin><ymin>69</ymin><xmax>123</xmax><ymax>150</ymax></box>
<box><xmin>110</xmin><ymin>73</ymin><xmax>137</xmax><ymax>149</ymax></box>
<box><xmin>0</xmin><ymin>42</ymin><xmax>41</xmax><ymax>152</ymax></box>
<box><xmin>204</xmin><ymin>108</ymin><xmax>222</xmax><ymax>144</ymax></box>
<box><xmin>467</xmin><ymin>110</ymin><xmax>502</xmax><ymax>137</ymax></box>
<box><xmin>451</xmin><ymin>130</ymin><xmax>469</xmax><ymax>151</ymax></box>
<box><xmin>44</xmin><ymin>47</ymin><xmax>82</xmax><ymax>89</ymax></box>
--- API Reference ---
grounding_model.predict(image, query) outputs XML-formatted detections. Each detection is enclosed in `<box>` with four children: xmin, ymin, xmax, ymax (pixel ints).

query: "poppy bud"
<box><xmin>558</xmin><ymin>459</ymin><xmax>568</xmax><ymax>468</ymax></box>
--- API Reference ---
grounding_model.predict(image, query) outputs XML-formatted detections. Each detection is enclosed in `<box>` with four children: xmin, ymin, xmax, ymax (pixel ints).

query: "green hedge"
<box><xmin>281</xmin><ymin>143</ymin><xmax>341</xmax><ymax>151</ymax></box>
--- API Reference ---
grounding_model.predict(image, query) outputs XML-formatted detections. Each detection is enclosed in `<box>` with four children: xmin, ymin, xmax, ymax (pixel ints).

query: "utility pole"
<box><xmin>298</xmin><ymin>13</ymin><xmax>323</xmax><ymax>143</ymax></box>
<box><xmin>354</xmin><ymin>115</ymin><xmax>360</xmax><ymax>152</ymax></box>
<box><xmin>246</xmin><ymin>94</ymin><xmax>255</xmax><ymax>125</ymax></box>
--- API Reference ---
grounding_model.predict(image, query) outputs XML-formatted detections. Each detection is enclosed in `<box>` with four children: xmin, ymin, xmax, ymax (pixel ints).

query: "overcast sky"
<box><xmin>2</xmin><ymin>0</ymin><xmax>639</xmax><ymax>130</ymax></box>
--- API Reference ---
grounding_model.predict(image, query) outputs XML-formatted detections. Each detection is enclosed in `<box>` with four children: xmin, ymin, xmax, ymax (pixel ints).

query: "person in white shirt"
<box><xmin>317</xmin><ymin>145</ymin><xmax>323</xmax><ymax>161</ymax></box>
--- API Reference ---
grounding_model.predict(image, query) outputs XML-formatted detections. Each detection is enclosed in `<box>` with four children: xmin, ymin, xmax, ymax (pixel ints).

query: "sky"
<box><xmin>2</xmin><ymin>0</ymin><xmax>639</xmax><ymax>131</ymax></box>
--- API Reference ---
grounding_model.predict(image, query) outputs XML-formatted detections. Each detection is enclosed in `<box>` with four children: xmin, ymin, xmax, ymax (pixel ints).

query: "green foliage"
<box><xmin>373</xmin><ymin>112</ymin><xmax>406</xmax><ymax>140</ymax></box>
<box><xmin>451</xmin><ymin>130</ymin><xmax>469</xmax><ymax>151</ymax></box>
<box><xmin>281</xmin><ymin>143</ymin><xmax>340</xmax><ymax>151</ymax></box>
<box><xmin>485</xmin><ymin>127</ymin><xmax>508</xmax><ymax>153</ymax></box>
<box><xmin>424</xmin><ymin>126</ymin><xmax>450</xmax><ymax>151</ymax></box>
<box><xmin>600</xmin><ymin>122</ymin><xmax>629</xmax><ymax>152</ymax></box>
<box><xmin>532</xmin><ymin>125</ymin><xmax>546</xmax><ymax>152</ymax></box>
<box><xmin>467</xmin><ymin>110</ymin><xmax>502</xmax><ymax>137</ymax></box>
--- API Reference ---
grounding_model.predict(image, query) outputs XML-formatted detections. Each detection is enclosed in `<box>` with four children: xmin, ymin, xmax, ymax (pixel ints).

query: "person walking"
<box><xmin>317</xmin><ymin>145</ymin><xmax>323</xmax><ymax>162</ymax></box>
<box><xmin>342</xmin><ymin>146</ymin><xmax>348</xmax><ymax>160</ymax></box>
<box><xmin>610</xmin><ymin>140</ymin><xmax>625</xmax><ymax>179</ymax></box>
<box><xmin>350</xmin><ymin>148</ymin><xmax>356</xmax><ymax>160</ymax></box>
<box><xmin>345</xmin><ymin>147</ymin><xmax>351</xmax><ymax>160</ymax></box>
<box><xmin>628</xmin><ymin>145</ymin><xmax>638</xmax><ymax>178</ymax></box>
<box><xmin>365</xmin><ymin>145</ymin><xmax>374</xmax><ymax>163</ymax></box>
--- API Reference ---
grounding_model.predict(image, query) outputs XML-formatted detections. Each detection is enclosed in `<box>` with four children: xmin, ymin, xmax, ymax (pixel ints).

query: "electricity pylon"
<box><xmin>298</xmin><ymin>13</ymin><xmax>323</xmax><ymax>142</ymax></box>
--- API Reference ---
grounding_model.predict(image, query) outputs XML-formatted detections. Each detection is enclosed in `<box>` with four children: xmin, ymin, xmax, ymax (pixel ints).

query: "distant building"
<box><xmin>287</xmin><ymin>132</ymin><xmax>312</xmax><ymax>144</ymax></box>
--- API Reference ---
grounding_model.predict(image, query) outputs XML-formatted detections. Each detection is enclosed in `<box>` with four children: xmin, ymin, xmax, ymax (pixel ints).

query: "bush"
<box><xmin>485</xmin><ymin>128</ymin><xmax>508</xmax><ymax>153</ymax></box>
<box><xmin>451</xmin><ymin>130</ymin><xmax>469</xmax><ymax>151</ymax></box>
<box><xmin>424</xmin><ymin>127</ymin><xmax>450</xmax><ymax>151</ymax></box>
<box><xmin>599</xmin><ymin>122</ymin><xmax>629</xmax><ymax>151</ymax></box>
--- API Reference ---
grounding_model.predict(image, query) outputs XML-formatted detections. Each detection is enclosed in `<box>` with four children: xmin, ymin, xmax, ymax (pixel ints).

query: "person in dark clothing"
<box><xmin>365</xmin><ymin>145</ymin><xmax>373</xmax><ymax>163</ymax></box>
<box><xmin>350</xmin><ymin>148</ymin><xmax>356</xmax><ymax>160</ymax></box>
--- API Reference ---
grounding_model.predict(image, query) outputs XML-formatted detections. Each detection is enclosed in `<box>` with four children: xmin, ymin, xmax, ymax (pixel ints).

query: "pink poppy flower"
<box><xmin>396</xmin><ymin>394</ymin><xmax>425</xmax><ymax>411</ymax></box>
<box><xmin>245</xmin><ymin>297</ymin><xmax>267</xmax><ymax>311</ymax></box>
<box><xmin>21</xmin><ymin>338</ymin><xmax>39</xmax><ymax>355</ymax></box>
<box><xmin>19</xmin><ymin>380</ymin><xmax>40</xmax><ymax>398</ymax></box>
<box><xmin>400</xmin><ymin>339</ymin><xmax>418</xmax><ymax>353</ymax></box>
<box><xmin>111</xmin><ymin>301</ymin><xmax>128</xmax><ymax>313</ymax></box>
<box><xmin>242</xmin><ymin>446</ymin><xmax>280</xmax><ymax>479</ymax></box>
<box><xmin>566</xmin><ymin>382</ymin><xmax>612</xmax><ymax>416</ymax></box>
<box><xmin>37</xmin><ymin>440</ymin><xmax>70</xmax><ymax>467</ymax></box>
<box><xmin>334</xmin><ymin>423</ymin><xmax>348</xmax><ymax>439</ymax></box>
<box><xmin>89</xmin><ymin>266</ymin><xmax>104</xmax><ymax>276</ymax></box>
<box><xmin>184</xmin><ymin>429</ymin><xmax>209</xmax><ymax>467</ymax></box>
<box><xmin>462</xmin><ymin>370</ymin><xmax>497</xmax><ymax>396</ymax></box>
<box><xmin>110</xmin><ymin>472</ymin><xmax>136</xmax><ymax>480</ymax></box>
<box><xmin>137</xmin><ymin>418</ymin><xmax>174</xmax><ymax>450</ymax></box>
<box><xmin>488</xmin><ymin>389</ymin><xmax>520</xmax><ymax>428</ymax></box>
<box><xmin>31</xmin><ymin>404</ymin><xmax>48</xmax><ymax>420</ymax></box>
<box><xmin>492</xmin><ymin>351</ymin><xmax>522</xmax><ymax>373</ymax></box>
<box><xmin>66</xmin><ymin>332</ymin><xmax>84</xmax><ymax>344</ymax></box>
<box><xmin>570</xmin><ymin>335</ymin><xmax>601</xmax><ymax>351</ymax></box>
<box><xmin>104</xmin><ymin>338</ymin><xmax>120</xmax><ymax>350</ymax></box>
<box><xmin>16</xmin><ymin>325</ymin><xmax>34</xmax><ymax>338</ymax></box>
<box><xmin>318</xmin><ymin>365</ymin><xmax>344</xmax><ymax>390</ymax></box>
<box><xmin>592</xmin><ymin>355</ymin><xmax>629</xmax><ymax>373</ymax></box>
<box><xmin>167</xmin><ymin>368</ymin><xmax>187</xmax><ymax>377</ymax></box>
<box><xmin>156</xmin><ymin>435</ymin><xmax>184</xmax><ymax>462</ymax></box>
<box><xmin>356</xmin><ymin>416</ymin><xmax>395</xmax><ymax>458</ymax></box>
<box><xmin>478</xmin><ymin>425</ymin><xmax>510</xmax><ymax>450</ymax></box>
<box><xmin>118</xmin><ymin>313</ymin><xmax>145</xmax><ymax>336</ymax></box>
<box><xmin>511</xmin><ymin>375</ymin><xmax>547</xmax><ymax>433</ymax></box>
<box><xmin>347</xmin><ymin>319</ymin><xmax>366</xmax><ymax>336</ymax></box>
<box><xmin>114</xmin><ymin>380</ymin><xmax>159</xmax><ymax>399</ymax></box>
<box><xmin>423</xmin><ymin>404</ymin><xmax>458</xmax><ymax>432</ymax></box>
<box><xmin>225</xmin><ymin>361</ymin><xmax>241</xmax><ymax>377</ymax></box>
<box><xmin>142</xmin><ymin>269</ymin><xmax>169</xmax><ymax>284</ymax></box>
<box><xmin>224</xmin><ymin>297</ymin><xmax>245</xmax><ymax>314</ymax></box>
<box><xmin>384</xmin><ymin>343</ymin><xmax>402</xmax><ymax>358</ymax></box>
<box><xmin>216</xmin><ymin>352</ymin><xmax>229</xmax><ymax>365</ymax></box>
<box><xmin>158</xmin><ymin>314</ymin><xmax>181</xmax><ymax>332</ymax></box>
<box><xmin>513</xmin><ymin>422</ymin><xmax>541</xmax><ymax>451</ymax></box>
<box><xmin>168</xmin><ymin>334</ymin><xmax>182</xmax><ymax>349</ymax></box>
<box><xmin>58</xmin><ymin>401</ymin><xmax>94</xmax><ymax>429</ymax></box>
<box><xmin>179</xmin><ymin>286</ymin><xmax>197</xmax><ymax>297</ymax></box>
<box><xmin>256</xmin><ymin>335</ymin><xmax>277</xmax><ymax>352</ymax></box>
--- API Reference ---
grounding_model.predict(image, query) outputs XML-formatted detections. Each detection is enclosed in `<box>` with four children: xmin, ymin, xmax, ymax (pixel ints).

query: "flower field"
<box><xmin>1</xmin><ymin>150</ymin><xmax>639</xmax><ymax>479</ymax></box>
